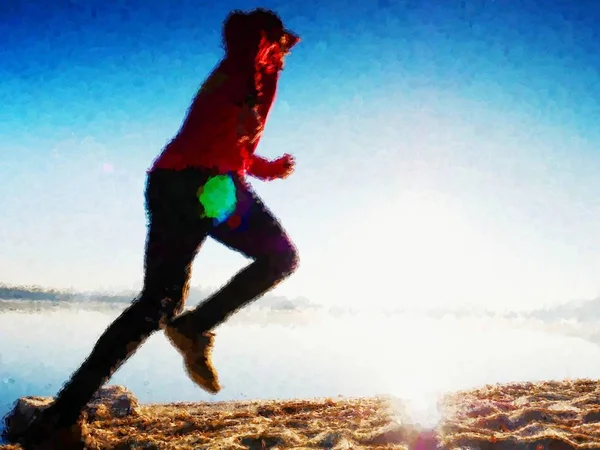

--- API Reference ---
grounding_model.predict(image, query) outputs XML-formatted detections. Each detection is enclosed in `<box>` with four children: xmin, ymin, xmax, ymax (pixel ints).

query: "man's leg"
<box><xmin>194</xmin><ymin>181</ymin><xmax>299</xmax><ymax>329</ymax></box>
<box><xmin>166</xmin><ymin>180</ymin><xmax>298</xmax><ymax>387</ymax></box>
<box><xmin>41</xmin><ymin>234</ymin><xmax>206</xmax><ymax>430</ymax></box>
<box><xmin>22</xmin><ymin>171</ymin><xmax>210</xmax><ymax>441</ymax></box>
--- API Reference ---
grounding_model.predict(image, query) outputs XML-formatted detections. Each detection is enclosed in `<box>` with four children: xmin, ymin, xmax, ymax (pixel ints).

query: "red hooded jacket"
<box><xmin>149</xmin><ymin>11</ymin><xmax>298</xmax><ymax>180</ymax></box>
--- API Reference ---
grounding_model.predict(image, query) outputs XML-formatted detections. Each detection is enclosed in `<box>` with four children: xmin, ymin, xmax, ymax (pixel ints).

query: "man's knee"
<box><xmin>270</xmin><ymin>243</ymin><xmax>299</xmax><ymax>278</ymax></box>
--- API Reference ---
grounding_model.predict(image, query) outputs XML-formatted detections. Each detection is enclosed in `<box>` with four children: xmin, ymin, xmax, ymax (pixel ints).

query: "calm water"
<box><xmin>2</xmin><ymin>302</ymin><xmax>600</xmax><ymax>437</ymax></box>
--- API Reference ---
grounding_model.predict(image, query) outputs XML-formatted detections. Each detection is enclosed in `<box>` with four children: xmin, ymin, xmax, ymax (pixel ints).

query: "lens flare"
<box><xmin>197</xmin><ymin>174</ymin><xmax>237</xmax><ymax>225</ymax></box>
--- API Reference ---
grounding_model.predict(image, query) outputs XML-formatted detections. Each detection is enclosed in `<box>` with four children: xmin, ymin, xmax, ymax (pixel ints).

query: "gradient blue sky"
<box><xmin>1</xmin><ymin>0</ymin><xmax>600</xmax><ymax>311</ymax></box>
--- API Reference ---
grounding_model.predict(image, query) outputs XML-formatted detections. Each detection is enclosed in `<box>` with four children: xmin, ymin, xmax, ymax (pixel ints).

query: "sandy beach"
<box><xmin>3</xmin><ymin>378</ymin><xmax>600</xmax><ymax>449</ymax></box>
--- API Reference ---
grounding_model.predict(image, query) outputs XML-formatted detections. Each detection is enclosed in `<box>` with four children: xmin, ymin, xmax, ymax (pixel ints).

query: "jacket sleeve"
<box><xmin>247</xmin><ymin>154</ymin><xmax>277</xmax><ymax>180</ymax></box>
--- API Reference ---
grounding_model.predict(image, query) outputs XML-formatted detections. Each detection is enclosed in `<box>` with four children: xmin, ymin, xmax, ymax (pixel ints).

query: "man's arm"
<box><xmin>232</xmin><ymin>74</ymin><xmax>294</xmax><ymax>181</ymax></box>
<box><xmin>237</xmin><ymin>102</ymin><xmax>263</xmax><ymax>147</ymax></box>
<box><xmin>247</xmin><ymin>153</ymin><xmax>295</xmax><ymax>180</ymax></box>
<box><xmin>237</xmin><ymin>101</ymin><xmax>295</xmax><ymax>181</ymax></box>
<box><xmin>247</xmin><ymin>154</ymin><xmax>276</xmax><ymax>180</ymax></box>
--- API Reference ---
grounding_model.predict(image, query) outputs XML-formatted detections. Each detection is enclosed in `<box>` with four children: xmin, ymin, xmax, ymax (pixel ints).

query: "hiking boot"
<box><xmin>3</xmin><ymin>407</ymin><xmax>86</xmax><ymax>450</ymax></box>
<box><xmin>164</xmin><ymin>320</ymin><xmax>221</xmax><ymax>394</ymax></box>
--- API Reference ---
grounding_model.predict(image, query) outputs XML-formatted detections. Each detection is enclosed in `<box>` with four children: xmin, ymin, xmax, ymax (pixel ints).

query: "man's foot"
<box><xmin>3</xmin><ymin>407</ymin><xmax>86</xmax><ymax>450</ymax></box>
<box><xmin>164</xmin><ymin>318</ymin><xmax>221</xmax><ymax>394</ymax></box>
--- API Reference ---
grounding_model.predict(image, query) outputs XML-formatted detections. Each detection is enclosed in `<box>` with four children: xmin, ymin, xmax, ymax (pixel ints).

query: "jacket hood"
<box><xmin>222</xmin><ymin>9</ymin><xmax>299</xmax><ymax>71</ymax></box>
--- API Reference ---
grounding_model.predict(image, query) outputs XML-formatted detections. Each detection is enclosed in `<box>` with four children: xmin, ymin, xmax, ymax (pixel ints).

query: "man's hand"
<box><xmin>271</xmin><ymin>153</ymin><xmax>295</xmax><ymax>179</ymax></box>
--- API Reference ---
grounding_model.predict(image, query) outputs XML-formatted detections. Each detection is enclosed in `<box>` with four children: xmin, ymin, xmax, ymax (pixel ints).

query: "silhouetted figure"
<box><xmin>8</xmin><ymin>8</ymin><xmax>300</xmax><ymax>449</ymax></box>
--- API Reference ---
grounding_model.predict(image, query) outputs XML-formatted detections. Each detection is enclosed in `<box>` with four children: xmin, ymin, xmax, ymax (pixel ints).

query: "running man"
<box><xmin>7</xmin><ymin>8</ymin><xmax>300</xmax><ymax>448</ymax></box>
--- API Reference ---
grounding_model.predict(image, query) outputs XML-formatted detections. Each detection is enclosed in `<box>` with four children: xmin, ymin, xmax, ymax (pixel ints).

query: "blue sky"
<box><xmin>1</xmin><ymin>0</ymin><xmax>600</xmax><ymax>311</ymax></box>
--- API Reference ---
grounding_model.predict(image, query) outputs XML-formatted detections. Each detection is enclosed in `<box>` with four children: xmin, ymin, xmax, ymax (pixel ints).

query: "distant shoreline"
<box><xmin>0</xmin><ymin>299</ymin><xmax>126</xmax><ymax>313</ymax></box>
<box><xmin>0</xmin><ymin>299</ymin><xmax>322</xmax><ymax>328</ymax></box>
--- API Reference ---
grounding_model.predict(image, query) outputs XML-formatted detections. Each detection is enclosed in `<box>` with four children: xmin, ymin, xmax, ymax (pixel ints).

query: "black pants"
<box><xmin>45</xmin><ymin>168</ymin><xmax>298</xmax><ymax>427</ymax></box>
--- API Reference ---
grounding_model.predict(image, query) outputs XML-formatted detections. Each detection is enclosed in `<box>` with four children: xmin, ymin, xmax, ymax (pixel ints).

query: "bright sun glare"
<box><xmin>319</xmin><ymin>190</ymin><xmax>504</xmax><ymax>309</ymax></box>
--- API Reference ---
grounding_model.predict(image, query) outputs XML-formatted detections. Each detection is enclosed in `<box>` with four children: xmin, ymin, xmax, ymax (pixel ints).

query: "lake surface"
<box><xmin>2</xmin><ymin>302</ymin><xmax>600</xmax><ymax>439</ymax></box>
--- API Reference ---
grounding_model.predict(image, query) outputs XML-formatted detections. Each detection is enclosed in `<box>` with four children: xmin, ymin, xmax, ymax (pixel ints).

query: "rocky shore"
<box><xmin>3</xmin><ymin>379</ymin><xmax>600</xmax><ymax>449</ymax></box>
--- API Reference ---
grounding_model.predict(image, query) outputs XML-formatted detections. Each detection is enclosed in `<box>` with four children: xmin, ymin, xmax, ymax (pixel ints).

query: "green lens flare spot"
<box><xmin>197</xmin><ymin>174</ymin><xmax>237</xmax><ymax>224</ymax></box>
